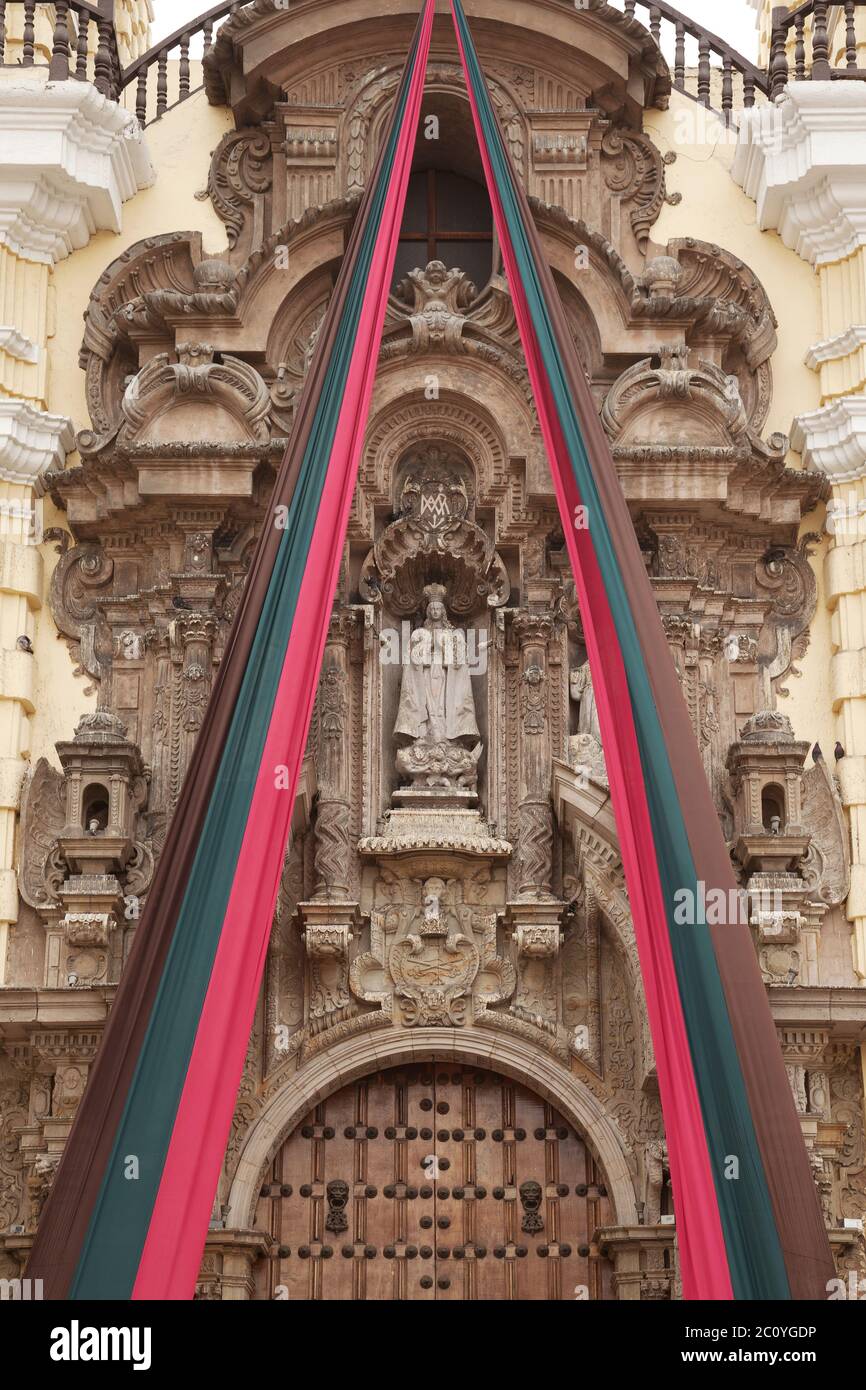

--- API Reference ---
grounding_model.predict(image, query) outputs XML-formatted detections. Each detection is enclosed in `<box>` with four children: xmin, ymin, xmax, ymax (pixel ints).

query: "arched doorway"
<box><xmin>252</xmin><ymin>1062</ymin><xmax>615</xmax><ymax>1300</ymax></box>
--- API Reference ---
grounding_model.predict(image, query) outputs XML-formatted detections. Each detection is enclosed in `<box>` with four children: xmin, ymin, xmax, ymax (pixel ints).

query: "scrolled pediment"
<box><xmin>118</xmin><ymin>347</ymin><xmax>272</xmax><ymax>452</ymax></box>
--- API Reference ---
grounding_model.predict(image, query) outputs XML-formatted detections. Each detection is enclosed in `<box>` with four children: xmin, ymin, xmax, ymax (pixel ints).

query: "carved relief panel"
<box><xmin>253</xmin><ymin>1064</ymin><xmax>615</xmax><ymax>1301</ymax></box>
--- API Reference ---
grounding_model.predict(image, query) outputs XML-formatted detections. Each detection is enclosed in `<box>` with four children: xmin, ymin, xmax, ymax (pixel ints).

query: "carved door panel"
<box><xmin>429</xmin><ymin>1067</ymin><xmax>613</xmax><ymax>1301</ymax></box>
<box><xmin>258</xmin><ymin>1064</ymin><xmax>613</xmax><ymax>1300</ymax></box>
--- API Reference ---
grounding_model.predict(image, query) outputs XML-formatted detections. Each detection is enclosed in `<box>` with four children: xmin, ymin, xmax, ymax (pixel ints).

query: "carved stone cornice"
<box><xmin>792</xmin><ymin>397</ymin><xmax>866</xmax><ymax>483</ymax></box>
<box><xmin>203</xmin><ymin>0</ymin><xmax>670</xmax><ymax>127</ymax></box>
<box><xmin>733</xmin><ymin>82</ymin><xmax>866</xmax><ymax>266</ymax></box>
<box><xmin>0</xmin><ymin>400</ymin><xmax>74</xmax><ymax>486</ymax></box>
<box><xmin>0</xmin><ymin>80</ymin><xmax>154</xmax><ymax>264</ymax></box>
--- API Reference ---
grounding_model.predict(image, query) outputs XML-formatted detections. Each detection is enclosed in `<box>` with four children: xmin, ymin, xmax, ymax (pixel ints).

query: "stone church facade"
<box><xmin>1</xmin><ymin>0</ymin><xmax>865</xmax><ymax>1301</ymax></box>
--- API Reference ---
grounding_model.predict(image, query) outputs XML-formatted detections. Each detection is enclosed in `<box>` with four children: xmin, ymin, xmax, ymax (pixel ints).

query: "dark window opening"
<box><xmin>762</xmin><ymin>785</ymin><xmax>786</xmax><ymax>834</ymax></box>
<box><xmin>83</xmin><ymin>784</ymin><xmax>110</xmax><ymax>833</ymax></box>
<box><xmin>394</xmin><ymin>169</ymin><xmax>494</xmax><ymax>292</ymax></box>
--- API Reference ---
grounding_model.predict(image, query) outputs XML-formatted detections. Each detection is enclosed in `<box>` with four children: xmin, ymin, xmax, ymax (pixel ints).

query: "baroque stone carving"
<box><xmin>11</xmin><ymin>2</ymin><xmax>863</xmax><ymax>1300</ymax></box>
<box><xmin>350</xmin><ymin>878</ymin><xmax>515</xmax><ymax>1027</ymax></box>
<box><xmin>394</xmin><ymin>585</ymin><xmax>482</xmax><ymax>792</ymax></box>
<box><xmin>601</xmin><ymin>127</ymin><xmax>676</xmax><ymax>251</ymax></box>
<box><xmin>361</xmin><ymin>453</ymin><xmax>509</xmax><ymax>616</ymax></box>
<box><xmin>394</xmin><ymin>261</ymin><xmax>476</xmax><ymax>353</ymax></box>
<box><xmin>199</xmin><ymin>127</ymin><xmax>274</xmax><ymax>249</ymax></box>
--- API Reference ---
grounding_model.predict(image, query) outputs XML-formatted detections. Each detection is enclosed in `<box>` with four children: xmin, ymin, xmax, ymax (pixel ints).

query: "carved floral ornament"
<box><xmin>349</xmin><ymin>878</ymin><xmax>516</xmax><ymax>1030</ymax></box>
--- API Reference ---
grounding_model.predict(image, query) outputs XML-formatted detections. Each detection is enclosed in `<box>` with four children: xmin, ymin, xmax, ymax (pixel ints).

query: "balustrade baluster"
<box><xmin>0</xmin><ymin>2</ymin><xmax>6</xmax><ymax>66</ymax></box>
<box><xmin>624</xmin><ymin>1</ymin><xmax>636</xmax><ymax>18</ymax></box>
<box><xmin>94</xmin><ymin>18</ymin><xmax>113</xmax><ymax>97</ymax></box>
<box><xmin>794</xmin><ymin>14</ymin><xmax>806</xmax><ymax>80</ymax></box>
<box><xmin>812</xmin><ymin>1</ymin><xmax>832</xmax><ymax>79</ymax></box>
<box><xmin>180</xmin><ymin>35</ymin><xmax>191</xmax><ymax>100</ymax></box>
<box><xmin>743</xmin><ymin>74</ymin><xmax>756</xmax><ymax>108</ymax></box>
<box><xmin>136</xmin><ymin>67</ymin><xmax>148</xmax><ymax>127</ymax></box>
<box><xmin>769</xmin><ymin>9</ymin><xmax>790</xmax><ymax>99</ymax></box>
<box><xmin>22</xmin><ymin>0</ymin><xmax>36</xmax><ymax>66</ymax></box>
<box><xmin>698</xmin><ymin>36</ymin><xmax>711</xmax><ymax>107</ymax></box>
<box><xmin>157</xmin><ymin>49</ymin><xmax>168</xmax><ymax>118</ymax></box>
<box><xmin>203</xmin><ymin>20</ymin><xmax>214</xmax><ymax>58</ymax></box>
<box><xmin>674</xmin><ymin>21</ymin><xmax>685</xmax><ymax>90</ymax></box>
<box><xmin>49</xmin><ymin>1</ymin><xmax>71</xmax><ymax>82</ymax></box>
<box><xmin>76</xmin><ymin>13</ymin><xmax>90</xmax><ymax>81</ymax></box>
<box><xmin>649</xmin><ymin>6</ymin><xmax>661</xmax><ymax>48</ymax></box>
<box><xmin>722</xmin><ymin>55</ymin><xmax>733</xmax><ymax>124</ymax></box>
<box><xmin>846</xmin><ymin>1</ymin><xmax>859</xmax><ymax>69</ymax></box>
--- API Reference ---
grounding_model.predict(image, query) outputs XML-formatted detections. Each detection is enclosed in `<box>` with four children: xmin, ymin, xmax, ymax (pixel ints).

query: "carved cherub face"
<box><xmin>427</xmin><ymin>600</ymin><xmax>446</xmax><ymax>623</ymax></box>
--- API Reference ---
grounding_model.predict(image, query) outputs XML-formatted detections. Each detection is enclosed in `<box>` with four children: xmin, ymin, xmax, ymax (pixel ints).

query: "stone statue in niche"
<box><xmin>394</xmin><ymin>583</ymin><xmax>482</xmax><ymax>791</ymax></box>
<box><xmin>569</xmin><ymin>660</ymin><xmax>607</xmax><ymax>786</ymax></box>
<box><xmin>570</xmin><ymin>661</ymin><xmax>601</xmax><ymax>741</ymax></box>
<box><xmin>407</xmin><ymin>877</ymin><xmax>465</xmax><ymax>955</ymax></box>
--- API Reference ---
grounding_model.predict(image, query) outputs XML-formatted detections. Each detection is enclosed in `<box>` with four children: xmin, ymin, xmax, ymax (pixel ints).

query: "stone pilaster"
<box><xmin>312</xmin><ymin>610</ymin><xmax>359</xmax><ymax>902</ymax></box>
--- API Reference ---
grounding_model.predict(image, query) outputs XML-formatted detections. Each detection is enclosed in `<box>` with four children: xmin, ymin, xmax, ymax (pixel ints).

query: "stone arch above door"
<box><xmin>249</xmin><ymin>1060</ymin><xmax>617</xmax><ymax>1301</ymax></box>
<box><xmin>227</xmin><ymin>1025</ymin><xmax>638</xmax><ymax>1233</ymax></box>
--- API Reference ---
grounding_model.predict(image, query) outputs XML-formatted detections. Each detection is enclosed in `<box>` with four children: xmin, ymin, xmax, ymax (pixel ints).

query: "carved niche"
<box><xmin>18</xmin><ymin>713</ymin><xmax>155</xmax><ymax>988</ymax></box>
<box><xmin>360</xmin><ymin>445</ymin><xmax>509</xmax><ymax>617</ymax></box>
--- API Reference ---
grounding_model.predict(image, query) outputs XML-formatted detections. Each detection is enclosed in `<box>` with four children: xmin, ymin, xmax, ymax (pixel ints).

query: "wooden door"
<box><xmin>255</xmin><ymin>1063</ymin><xmax>614</xmax><ymax>1300</ymax></box>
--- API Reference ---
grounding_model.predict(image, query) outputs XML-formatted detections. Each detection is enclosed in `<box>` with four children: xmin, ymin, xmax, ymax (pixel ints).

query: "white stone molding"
<box><xmin>0</xmin><ymin>327</ymin><xmax>39</xmax><ymax>364</ymax></box>
<box><xmin>0</xmin><ymin>80</ymin><xmax>154</xmax><ymax>264</ymax></box>
<box><xmin>805</xmin><ymin>327</ymin><xmax>866</xmax><ymax>371</ymax></box>
<box><xmin>792</xmin><ymin>397</ymin><xmax>866</xmax><ymax>483</ymax></box>
<box><xmin>732</xmin><ymin>83</ymin><xmax>866</xmax><ymax>265</ymax></box>
<box><xmin>0</xmin><ymin>399</ymin><xmax>74</xmax><ymax>484</ymax></box>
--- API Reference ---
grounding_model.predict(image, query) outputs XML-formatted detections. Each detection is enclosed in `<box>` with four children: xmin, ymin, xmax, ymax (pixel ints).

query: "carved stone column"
<box><xmin>174</xmin><ymin>613</ymin><xmax>217</xmax><ymax>794</ymax></box>
<box><xmin>312</xmin><ymin>610</ymin><xmax>357</xmax><ymax>902</ymax></box>
<box><xmin>198</xmin><ymin>1228</ymin><xmax>274</xmax><ymax>1301</ymax></box>
<box><xmin>595</xmin><ymin>1225</ymin><xmax>675</xmax><ymax>1300</ymax></box>
<box><xmin>513</xmin><ymin>611</ymin><xmax>556</xmax><ymax>901</ymax></box>
<box><xmin>506</xmin><ymin>609</ymin><xmax>567</xmax><ymax>1031</ymax></box>
<box><xmin>148</xmin><ymin>630</ymin><xmax>172</xmax><ymax>813</ymax></box>
<box><xmin>296</xmin><ymin>610</ymin><xmax>361</xmax><ymax>1038</ymax></box>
